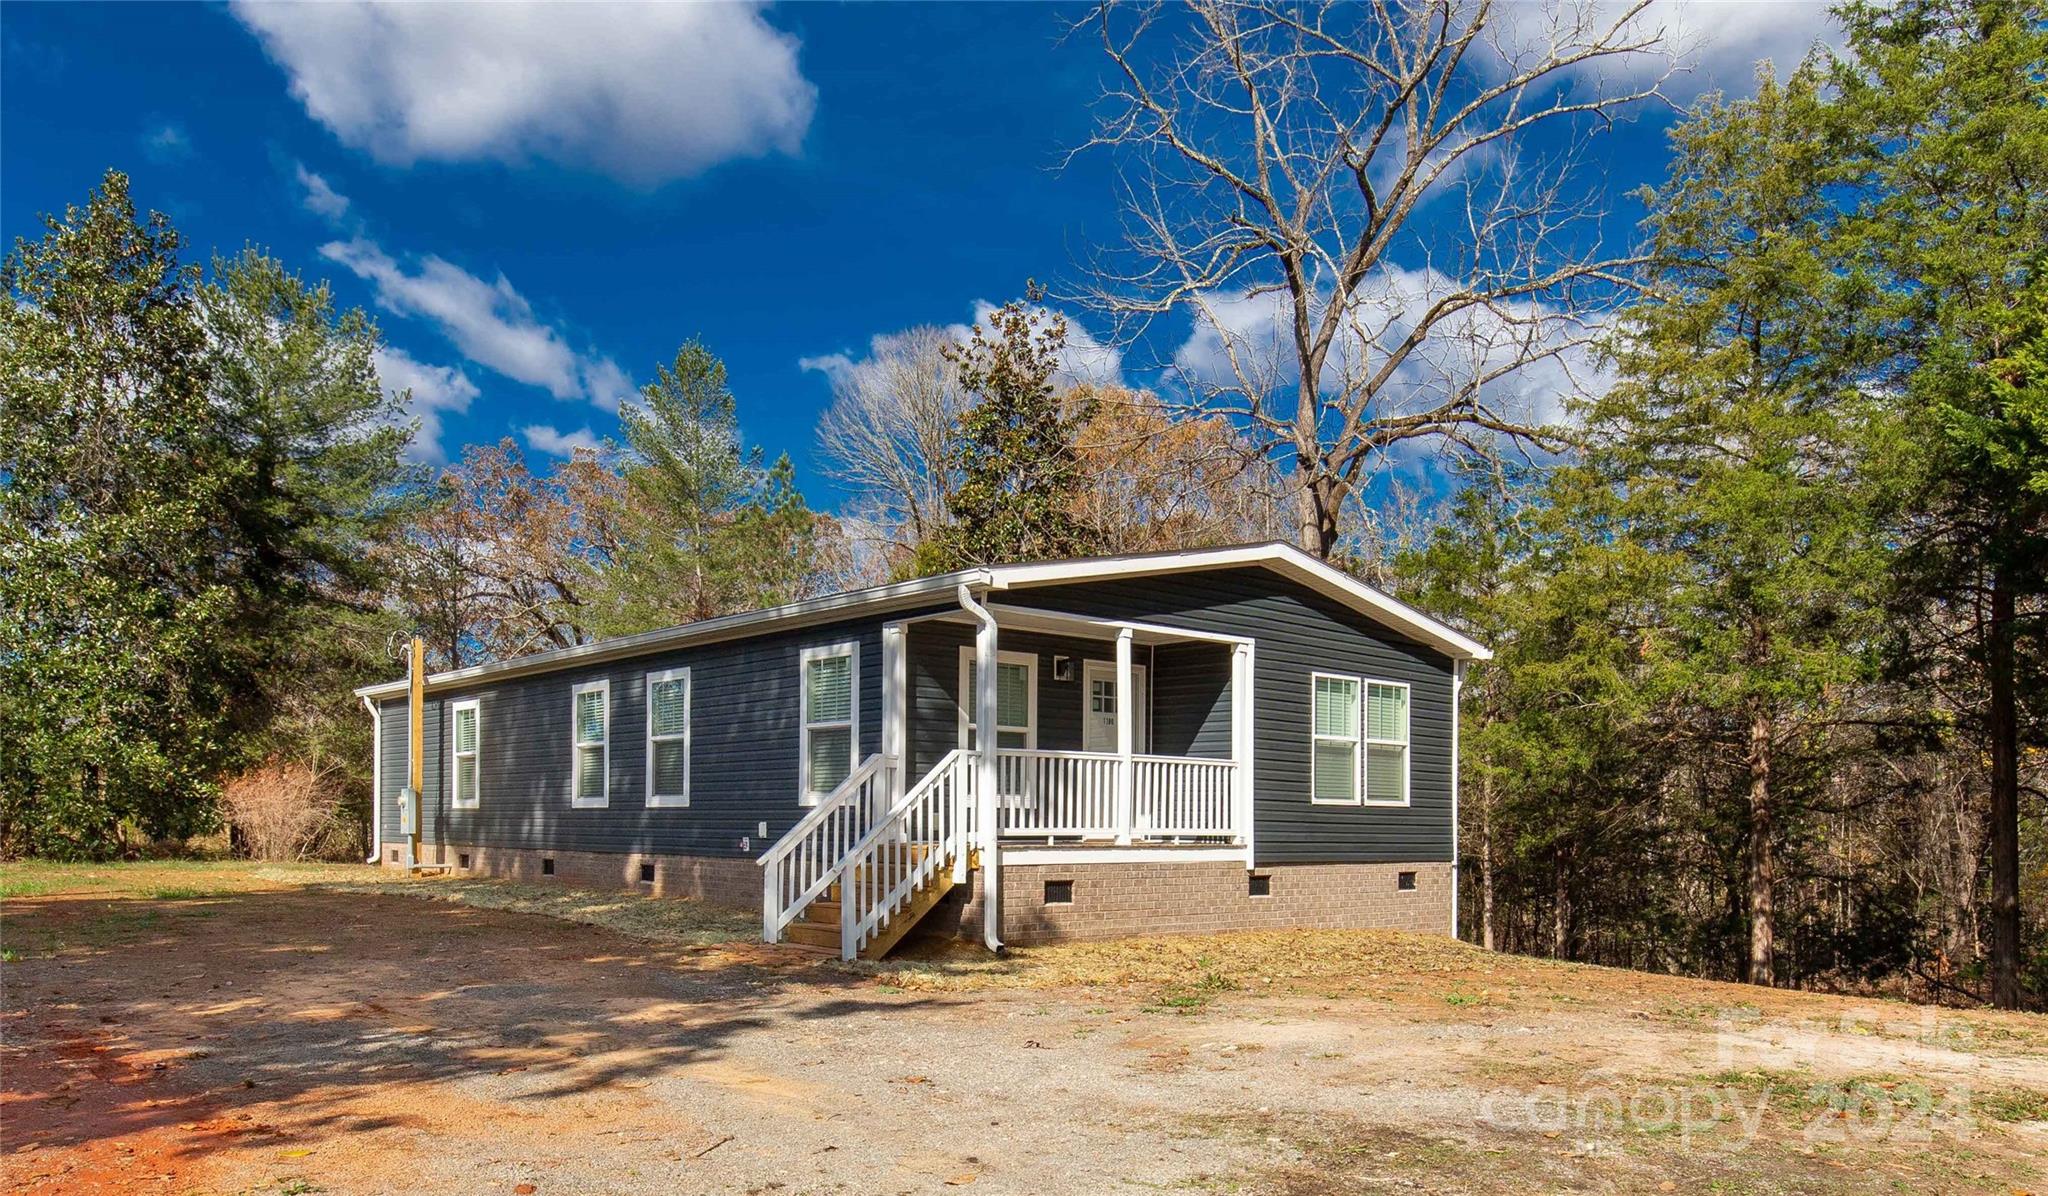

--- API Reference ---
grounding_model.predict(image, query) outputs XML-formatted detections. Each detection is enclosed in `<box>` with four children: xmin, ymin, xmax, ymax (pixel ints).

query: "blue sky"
<box><xmin>2</xmin><ymin>1</ymin><xmax>1837</xmax><ymax>506</ymax></box>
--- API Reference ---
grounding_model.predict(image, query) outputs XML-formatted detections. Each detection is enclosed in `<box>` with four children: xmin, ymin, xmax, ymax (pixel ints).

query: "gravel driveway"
<box><xmin>4</xmin><ymin>877</ymin><xmax>2044</xmax><ymax>1195</ymax></box>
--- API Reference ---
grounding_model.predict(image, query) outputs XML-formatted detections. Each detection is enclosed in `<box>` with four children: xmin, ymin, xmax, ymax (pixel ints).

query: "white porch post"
<box><xmin>1114</xmin><ymin>627</ymin><xmax>1135</xmax><ymax>845</ymax></box>
<box><xmin>1230</xmin><ymin>642</ymin><xmax>1254</xmax><ymax>858</ymax></box>
<box><xmin>880</xmin><ymin>623</ymin><xmax>906</xmax><ymax>800</ymax></box>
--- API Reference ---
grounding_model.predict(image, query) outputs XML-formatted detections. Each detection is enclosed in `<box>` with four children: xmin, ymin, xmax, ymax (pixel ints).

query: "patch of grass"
<box><xmin>1145</xmin><ymin>962</ymin><xmax>1239</xmax><ymax>1014</ymax></box>
<box><xmin>315</xmin><ymin>877</ymin><xmax>758</xmax><ymax>947</ymax></box>
<box><xmin>0</xmin><ymin>859</ymin><xmax>354</xmax><ymax>901</ymax></box>
<box><xmin>0</xmin><ymin>947</ymin><xmax>21</xmax><ymax>963</ymax></box>
<box><xmin>1974</xmin><ymin>1086</ymin><xmax>2048</xmax><ymax>1123</ymax></box>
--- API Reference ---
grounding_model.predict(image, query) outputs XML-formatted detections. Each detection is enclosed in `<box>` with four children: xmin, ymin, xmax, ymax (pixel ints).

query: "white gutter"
<box><xmin>956</xmin><ymin>583</ymin><xmax>1003</xmax><ymax>953</ymax></box>
<box><xmin>361</xmin><ymin>694</ymin><xmax>381</xmax><ymax>865</ymax></box>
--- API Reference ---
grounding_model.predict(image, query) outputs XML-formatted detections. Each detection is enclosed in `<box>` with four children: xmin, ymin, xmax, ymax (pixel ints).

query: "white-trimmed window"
<box><xmin>957</xmin><ymin>647</ymin><xmax>1036</xmax><ymax>750</ymax></box>
<box><xmin>645</xmin><ymin>667</ymin><xmax>691</xmax><ymax>808</ymax></box>
<box><xmin>571</xmin><ymin>679</ymin><xmax>609</xmax><ymax>808</ymax></box>
<box><xmin>800</xmin><ymin>642</ymin><xmax>858</xmax><ymax>803</ymax></box>
<box><xmin>1364</xmin><ymin>680</ymin><xmax>1411</xmax><ymax>805</ymax></box>
<box><xmin>450</xmin><ymin>698</ymin><xmax>480</xmax><ymax>810</ymax></box>
<box><xmin>1310</xmin><ymin>673</ymin><xmax>1361</xmax><ymax>805</ymax></box>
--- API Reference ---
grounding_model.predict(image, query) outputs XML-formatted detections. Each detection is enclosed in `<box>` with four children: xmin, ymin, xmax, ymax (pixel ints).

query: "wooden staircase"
<box><xmin>781</xmin><ymin>842</ymin><xmax>957</xmax><ymax>959</ymax></box>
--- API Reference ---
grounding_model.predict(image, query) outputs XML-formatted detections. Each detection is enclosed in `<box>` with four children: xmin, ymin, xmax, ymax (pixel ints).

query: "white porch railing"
<box><xmin>983</xmin><ymin>748</ymin><xmax>1240</xmax><ymax>842</ymax></box>
<box><xmin>991</xmin><ymin>749</ymin><xmax>1120</xmax><ymax>837</ymax></box>
<box><xmin>758</xmin><ymin>753</ymin><xmax>894</xmax><ymax>942</ymax></box>
<box><xmin>1133</xmin><ymin>755</ymin><xmax>1238</xmax><ymax>838</ymax></box>
<box><xmin>842</xmin><ymin>749</ymin><xmax>969</xmax><ymax>958</ymax></box>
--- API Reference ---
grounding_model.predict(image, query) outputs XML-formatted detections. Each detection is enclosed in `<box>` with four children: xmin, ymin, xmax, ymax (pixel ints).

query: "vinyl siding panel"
<box><xmin>368</xmin><ymin>565</ymin><xmax>1456</xmax><ymax>868</ymax></box>
<box><xmin>906</xmin><ymin>624</ymin><xmax>1232</xmax><ymax>773</ymax></box>
<box><xmin>375</xmin><ymin>607</ymin><xmax>949</xmax><ymax>860</ymax></box>
<box><xmin>1008</xmin><ymin>566</ymin><xmax>1454</xmax><ymax>865</ymax></box>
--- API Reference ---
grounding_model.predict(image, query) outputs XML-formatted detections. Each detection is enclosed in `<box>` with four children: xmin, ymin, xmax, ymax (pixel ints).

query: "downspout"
<box><xmin>1450</xmin><ymin>660</ymin><xmax>1465</xmax><ymax>941</ymax></box>
<box><xmin>362</xmin><ymin>694</ymin><xmax>381</xmax><ymax>865</ymax></box>
<box><xmin>957</xmin><ymin>583</ymin><xmax>1003</xmax><ymax>953</ymax></box>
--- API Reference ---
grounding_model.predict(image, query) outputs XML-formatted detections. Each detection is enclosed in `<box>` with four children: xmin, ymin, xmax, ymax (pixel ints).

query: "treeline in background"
<box><xmin>3</xmin><ymin>1</ymin><xmax>2041</xmax><ymax>1008</ymax></box>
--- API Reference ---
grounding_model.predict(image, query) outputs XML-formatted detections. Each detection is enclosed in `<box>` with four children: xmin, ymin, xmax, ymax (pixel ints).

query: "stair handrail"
<box><xmin>757</xmin><ymin>753</ymin><xmax>894</xmax><ymax>942</ymax></box>
<box><xmin>840</xmin><ymin>749</ymin><xmax>968</xmax><ymax>958</ymax></box>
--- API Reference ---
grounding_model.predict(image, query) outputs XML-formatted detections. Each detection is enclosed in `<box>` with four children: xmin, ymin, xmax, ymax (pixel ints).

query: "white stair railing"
<box><xmin>757</xmin><ymin>754</ymin><xmax>894</xmax><ymax>942</ymax></box>
<box><xmin>841</xmin><ymin>749</ymin><xmax>968</xmax><ymax>959</ymax></box>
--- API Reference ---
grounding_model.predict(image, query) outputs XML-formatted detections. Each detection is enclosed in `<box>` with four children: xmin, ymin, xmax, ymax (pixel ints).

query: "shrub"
<box><xmin>220</xmin><ymin>760</ymin><xmax>355</xmax><ymax>862</ymax></box>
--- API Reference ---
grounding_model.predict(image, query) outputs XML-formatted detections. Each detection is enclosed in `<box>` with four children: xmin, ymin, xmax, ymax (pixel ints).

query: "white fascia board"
<box><xmin>986</xmin><ymin>542</ymin><xmax>1493</xmax><ymax>662</ymax></box>
<box><xmin>353</xmin><ymin>568</ymin><xmax>993</xmax><ymax>701</ymax></box>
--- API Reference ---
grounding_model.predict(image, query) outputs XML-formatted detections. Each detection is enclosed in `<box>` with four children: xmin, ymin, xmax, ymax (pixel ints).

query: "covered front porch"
<box><xmin>881</xmin><ymin>602</ymin><xmax>1254</xmax><ymax>847</ymax></box>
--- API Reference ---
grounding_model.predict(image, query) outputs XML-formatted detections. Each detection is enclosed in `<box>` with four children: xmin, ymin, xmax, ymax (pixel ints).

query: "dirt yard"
<box><xmin>3</xmin><ymin>864</ymin><xmax>2044</xmax><ymax>1195</ymax></box>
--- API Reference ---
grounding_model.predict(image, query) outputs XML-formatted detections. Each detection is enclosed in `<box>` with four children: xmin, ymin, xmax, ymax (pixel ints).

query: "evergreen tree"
<box><xmin>200</xmin><ymin>249</ymin><xmax>424</xmax><ymax>777</ymax></box>
<box><xmin>935</xmin><ymin>293</ymin><xmax>1098</xmax><ymax>568</ymax></box>
<box><xmin>1835</xmin><ymin>0</ymin><xmax>2048</xmax><ymax>1007</ymax></box>
<box><xmin>587</xmin><ymin>340</ymin><xmax>817</xmax><ymax>632</ymax></box>
<box><xmin>1580</xmin><ymin>67</ymin><xmax>1893</xmax><ymax>986</ymax></box>
<box><xmin>1</xmin><ymin>172</ymin><xmax>238</xmax><ymax>854</ymax></box>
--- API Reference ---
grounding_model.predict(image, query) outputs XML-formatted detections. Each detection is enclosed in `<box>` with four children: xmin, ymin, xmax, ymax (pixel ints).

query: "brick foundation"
<box><xmin>379</xmin><ymin>842</ymin><xmax>757</xmax><ymax>910</ymax></box>
<box><xmin>920</xmin><ymin>857</ymin><xmax>1453</xmax><ymax>946</ymax></box>
<box><xmin>382</xmin><ymin>842</ymin><xmax>1451</xmax><ymax>946</ymax></box>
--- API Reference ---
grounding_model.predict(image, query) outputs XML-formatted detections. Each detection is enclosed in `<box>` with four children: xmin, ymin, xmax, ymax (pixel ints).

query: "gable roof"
<box><xmin>353</xmin><ymin>541</ymin><xmax>1489</xmax><ymax>701</ymax></box>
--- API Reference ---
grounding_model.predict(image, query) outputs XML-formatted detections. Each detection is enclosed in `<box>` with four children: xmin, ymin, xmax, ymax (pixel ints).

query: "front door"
<box><xmin>1082</xmin><ymin>660</ymin><xmax>1149</xmax><ymax>754</ymax></box>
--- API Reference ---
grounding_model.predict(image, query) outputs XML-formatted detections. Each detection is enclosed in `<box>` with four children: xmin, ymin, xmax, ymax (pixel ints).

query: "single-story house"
<box><xmin>353</xmin><ymin>542</ymin><xmax>1488</xmax><ymax>959</ymax></box>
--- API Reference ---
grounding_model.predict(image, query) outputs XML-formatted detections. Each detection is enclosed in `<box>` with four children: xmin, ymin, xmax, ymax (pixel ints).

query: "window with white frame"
<box><xmin>801</xmin><ymin>643</ymin><xmax>857</xmax><ymax>802</ymax></box>
<box><xmin>571</xmin><ymin>680</ymin><xmax>609</xmax><ymax>808</ymax></box>
<box><xmin>646</xmin><ymin>668</ymin><xmax>690</xmax><ymax>808</ymax></box>
<box><xmin>958</xmin><ymin>648</ymin><xmax>1035</xmax><ymax>750</ymax></box>
<box><xmin>1364</xmin><ymin>681</ymin><xmax>1410</xmax><ymax>805</ymax></box>
<box><xmin>450</xmin><ymin>699</ymin><xmax>480</xmax><ymax>810</ymax></box>
<box><xmin>1310</xmin><ymin>673</ymin><xmax>1361</xmax><ymax>804</ymax></box>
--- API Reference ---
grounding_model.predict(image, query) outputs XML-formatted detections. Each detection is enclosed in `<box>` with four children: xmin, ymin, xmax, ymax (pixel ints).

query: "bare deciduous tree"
<box><xmin>1082</xmin><ymin>0</ymin><xmax>1676</xmax><ymax>557</ymax></box>
<box><xmin>814</xmin><ymin>326</ymin><xmax>970</xmax><ymax>569</ymax></box>
<box><xmin>1068</xmin><ymin>384</ymin><xmax>1290</xmax><ymax>551</ymax></box>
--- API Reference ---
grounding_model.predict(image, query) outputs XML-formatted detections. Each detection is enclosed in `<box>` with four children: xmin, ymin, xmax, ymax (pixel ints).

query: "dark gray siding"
<box><xmin>1150</xmin><ymin>642</ymin><xmax>1231</xmax><ymax>759</ymax></box>
<box><xmin>376</xmin><ymin>698</ymin><xmax>407</xmax><ymax>848</ymax></box>
<box><xmin>376</xmin><ymin>608</ymin><xmax>948</xmax><ymax>860</ymax></box>
<box><xmin>905</xmin><ymin>624</ymin><xmax>1230</xmax><ymax>774</ymax></box>
<box><xmin>370</xmin><ymin>564</ymin><xmax>1456</xmax><ymax>868</ymax></box>
<box><xmin>1013</xmin><ymin>566</ymin><xmax>1455</xmax><ymax>865</ymax></box>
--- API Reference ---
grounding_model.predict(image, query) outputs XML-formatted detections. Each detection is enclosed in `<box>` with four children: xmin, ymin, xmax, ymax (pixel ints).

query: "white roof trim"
<box><xmin>353</xmin><ymin>567</ymin><xmax>994</xmax><ymax>701</ymax></box>
<box><xmin>984</xmin><ymin>542</ymin><xmax>1492</xmax><ymax>662</ymax></box>
<box><xmin>356</xmin><ymin>541</ymin><xmax>1488</xmax><ymax>700</ymax></box>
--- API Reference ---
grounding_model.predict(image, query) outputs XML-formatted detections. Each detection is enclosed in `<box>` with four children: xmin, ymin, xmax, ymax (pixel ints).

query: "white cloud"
<box><xmin>232</xmin><ymin>1</ymin><xmax>816</xmax><ymax>185</ymax></box>
<box><xmin>1487</xmin><ymin>0</ymin><xmax>1840</xmax><ymax>99</ymax></box>
<box><xmin>1171</xmin><ymin>264</ymin><xmax>1609</xmax><ymax>432</ymax></box>
<box><xmin>578</xmin><ymin>355</ymin><xmax>637</xmax><ymax>414</ymax></box>
<box><xmin>294</xmin><ymin>163</ymin><xmax>350</xmax><ymax>222</ymax></box>
<box><xmin>374</xmin><ymin>345</ymin><xmax>479</xmax><ymax>465</ymax></box>
<box><xmin>141</xmin><ymin>122</ymin><xmax>191</xmax><ymax>165</ymax></box>
<box><xmin>320</xmin><ymin>236</ymin><xmax>628</xmax><ymax>409</ymax></box>
<box><xmin>805</xmin><ymin>300</ymin><xmax>1124</xmax><ymax>394</ymax></box>
<box><xmin>522</xmin><ymin>424</ymin><xmax>602</xmax><ymax>457</ymax></box>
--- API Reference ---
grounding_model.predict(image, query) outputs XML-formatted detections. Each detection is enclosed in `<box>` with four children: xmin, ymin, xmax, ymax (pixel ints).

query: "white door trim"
<box><xmin>1082</xmin><ymin>658</ymin><xmax>1149</xmax><ymax>754</ymax></box>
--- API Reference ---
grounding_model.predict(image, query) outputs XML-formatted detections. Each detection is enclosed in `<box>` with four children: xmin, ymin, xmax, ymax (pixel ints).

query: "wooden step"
<box><xmin>801</xmin><ymin>898</ymin><xmax>840</xmax><ymax>926</ymax></box>
<box><xmin>858</xmin><ymin>870</ymin><xmax>958</xmax><ymax>961</ymax></box>
<box><xmin>784</xmin><ymin>922</ymin><xmax>839</xmax><ymax>950</ymax></box>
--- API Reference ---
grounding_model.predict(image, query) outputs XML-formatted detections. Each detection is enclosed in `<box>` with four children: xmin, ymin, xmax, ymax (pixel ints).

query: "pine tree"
<box><xmin>1835</xmin><ymin>0</ymin><xmax>2048</xmax><ymax>1008</ymax></box>
<box><xmin>1577</xmin><ymin>68</ymin><xmax>1892</xmax><ymax>986</ymax></box>
<box><xmin>588</xmin><ymin>340</ymin><xmax>818</xmax><ymax>632</ymax></box>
